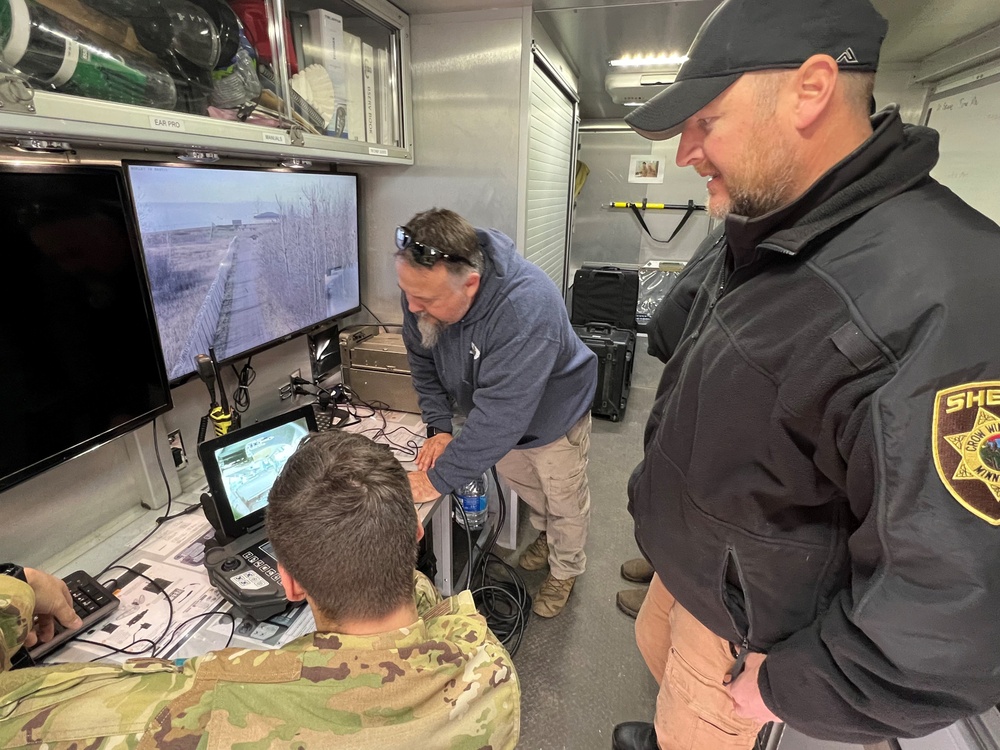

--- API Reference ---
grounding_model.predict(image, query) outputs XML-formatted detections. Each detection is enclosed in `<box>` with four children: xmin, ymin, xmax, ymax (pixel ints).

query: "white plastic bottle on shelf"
<box><xmin>454</xmin><ymin>474</ymin><xmax>488</xmax><ymax>531</ymax></box>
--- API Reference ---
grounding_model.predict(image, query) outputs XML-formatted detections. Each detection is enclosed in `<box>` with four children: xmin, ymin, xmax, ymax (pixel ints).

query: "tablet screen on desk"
<box><xmin>199</xmin><ymin>404</ymin><xmax>317</xmax><ymax>540</ymax></box>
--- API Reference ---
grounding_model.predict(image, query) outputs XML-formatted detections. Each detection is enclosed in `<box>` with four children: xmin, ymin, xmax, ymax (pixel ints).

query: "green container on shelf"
<box><xmin>0</xmin><ymin>0</ymin><xmax>177</xmax><ymax>109</ymax></box>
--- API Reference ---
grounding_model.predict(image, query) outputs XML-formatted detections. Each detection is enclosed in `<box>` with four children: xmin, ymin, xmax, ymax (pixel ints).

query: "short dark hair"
<box><xmin>265</xmin><ymin>430</ymin><xmax>418</xmax><ymax>622</ymax></box>
<box><xmin>401</xmin><ymin>207</ymin><xmax>484</xmax><ymax>274</ymax></box>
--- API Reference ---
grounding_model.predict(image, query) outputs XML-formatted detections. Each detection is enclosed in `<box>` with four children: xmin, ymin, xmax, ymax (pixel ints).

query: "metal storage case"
<box><xmin>573</xmin><ymin>322</ymin><xmax>635</xmax><ymax>423</ymax></box>
<box><xmin>339</xmin><ymin>324</ymin><xmax>421</xmax><ymax>413</ymax></box>
<box><xmin>0</xmin><ymin>0</ymin><xmax>413</xmax><ymax>165</ymax></box>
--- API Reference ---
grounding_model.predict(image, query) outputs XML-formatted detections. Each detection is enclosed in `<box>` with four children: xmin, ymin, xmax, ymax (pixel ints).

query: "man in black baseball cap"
<box><xmin>625</xmin><ymin>0</ymin><xmax>885</xmax><ymax>141</ymax></box>
<box><xmin>616</xmin><ymin>0</ymin><xmax>1000</xmax><ymax>748</ymax></box>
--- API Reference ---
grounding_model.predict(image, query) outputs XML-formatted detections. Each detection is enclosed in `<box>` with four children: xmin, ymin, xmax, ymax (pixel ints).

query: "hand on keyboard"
<box><xmin>23</xmin><ymin>567</ymin><xmax>82</xmax><ymax>649</ymax></box>
<box><xmin>26</xmin><ymin>571</ymin><xmax>120</xmax><ymax>663</ymax></box>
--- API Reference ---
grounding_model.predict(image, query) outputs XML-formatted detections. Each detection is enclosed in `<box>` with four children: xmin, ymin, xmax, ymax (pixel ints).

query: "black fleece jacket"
<box><xmin>631</xmin><ymin>108</ymin><xmax>1000</xmax><ymax>742</ymax></box>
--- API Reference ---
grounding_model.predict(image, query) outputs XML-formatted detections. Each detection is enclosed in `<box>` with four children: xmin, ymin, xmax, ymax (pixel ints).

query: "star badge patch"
<box><xmin>933</xmin><ymin>382</ymin><xmax>1000</xmax><ymax>524</ymax></box>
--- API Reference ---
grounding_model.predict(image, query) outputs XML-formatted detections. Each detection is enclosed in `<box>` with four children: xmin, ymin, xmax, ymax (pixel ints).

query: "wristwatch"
<box><xmin>0</xmin><ymin>563</ymin><xmax>26</xmax><ymax>583</ymax></box>
<box><xmin>427</xmin><ymin>426</ymin><xmax>451</xmax><ymax>438</ymax></box>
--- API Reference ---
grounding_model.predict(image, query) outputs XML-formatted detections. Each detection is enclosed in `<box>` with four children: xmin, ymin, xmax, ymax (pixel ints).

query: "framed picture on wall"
<box><xmin>628</xmin><ymin>155</ymin><xmax>665</xmax><ymax>183</ymax></box>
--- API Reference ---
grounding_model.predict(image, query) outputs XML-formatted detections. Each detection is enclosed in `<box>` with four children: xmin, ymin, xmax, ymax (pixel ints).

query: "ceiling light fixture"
<box><xmin>609</xmin><ymin>54</ymin><xmax>688</xmax><ymax>68</ymax></box>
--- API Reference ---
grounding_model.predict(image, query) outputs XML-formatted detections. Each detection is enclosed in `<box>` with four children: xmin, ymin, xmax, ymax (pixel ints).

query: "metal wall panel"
<box><xmin>572</xmin><ymin>130</ymin><xmax>650</xmax><ymax>272</ymax></box>
<box><xmin>355</xmin><ymin>9</ymin><xmax>526</xmax><ymax>325</ymax></box>
<box><xmin>525</xmin><ymin>59</ymin><xmax>576</xmax><ymax>290</ymax></box>
<box><xmin>571</xmin><ymin>129</ymin><xmax>711</xmax><ymax>278</ymax></box>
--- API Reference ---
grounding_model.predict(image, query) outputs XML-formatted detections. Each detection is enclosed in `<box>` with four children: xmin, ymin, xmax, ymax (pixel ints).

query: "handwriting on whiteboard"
<box><xmin>936</xmin><ymin>96</ymin><xmax>979</xmax><ymax>112</ymax></box>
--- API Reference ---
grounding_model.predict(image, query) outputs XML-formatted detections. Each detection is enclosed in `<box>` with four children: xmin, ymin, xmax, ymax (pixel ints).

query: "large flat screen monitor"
<box><xmin>0</xmin><ymin>164</ymin><xmax>172</xmax><ymax>493</ymax></box>
<box><xmin>124</xmin><ymin>163</ymin><xmax>361</xmax><ymax>384</ymax></box>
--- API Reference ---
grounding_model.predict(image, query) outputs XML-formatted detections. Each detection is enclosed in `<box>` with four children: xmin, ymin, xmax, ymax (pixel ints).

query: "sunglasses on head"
<box><xmin>394</xmin><ymin>226</ymin><xmax>473</xmax><ymax>268</ymax></box>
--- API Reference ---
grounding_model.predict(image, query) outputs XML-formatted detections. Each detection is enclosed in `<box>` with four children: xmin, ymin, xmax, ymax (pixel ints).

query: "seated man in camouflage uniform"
<box><xmin>0</xmin><ymin>430</ymin><xmax>520</xmax><ymax>748</ymax></box>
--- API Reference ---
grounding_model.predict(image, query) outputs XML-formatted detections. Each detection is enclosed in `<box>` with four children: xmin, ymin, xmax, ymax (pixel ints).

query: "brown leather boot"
<box><xmin>532</xmin><ymin>574</ymin><xmax>575</xmax><ymax>617</ymax></box>
<box><xmin>620</xmin><ymin>557</ymin><xmax>654</xmax><ymax>583</ymax></box>
<box><xmin>616</xmin><ymin>586</ymin><xmax>648</xmax><ymax>619</ymax></box>
<box><xmin>518</xmin><ymin>531</ymin><xmax>549</xmax><ymax>571</ymax></box>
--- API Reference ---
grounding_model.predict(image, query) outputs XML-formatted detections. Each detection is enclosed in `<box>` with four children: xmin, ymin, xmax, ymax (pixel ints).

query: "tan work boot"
<box><xmin>533</xmin><ymin>574</ymin><xmax>575</xmax><ymax>617</ymax></box>
<box><xmin>518</xmin><ymin>531</ymin><xmax>549</xmax><ymax>571</ymax></box>
<box><xmin>616</xmin><ymin>586</ymin><xmax>648</xmax><ymax>619</ymax></box>
<box><xmin>620</xmin><ymin>557</ymin><xmax>654</xmax><ymax>583</ymax></box>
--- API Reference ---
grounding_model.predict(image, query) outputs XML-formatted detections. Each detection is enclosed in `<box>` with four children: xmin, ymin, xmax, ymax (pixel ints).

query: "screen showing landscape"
<box><xmin>126</xmin><ymin>164</ymin><xmax>360</xmax><ymax>382</ymax></box>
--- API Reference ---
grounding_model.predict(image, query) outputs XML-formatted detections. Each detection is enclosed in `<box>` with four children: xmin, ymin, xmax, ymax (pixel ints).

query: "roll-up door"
<box><xmin>525</xmin><ymin>47</ymin><xmax>579</xmax><ymax>294</ymax></box>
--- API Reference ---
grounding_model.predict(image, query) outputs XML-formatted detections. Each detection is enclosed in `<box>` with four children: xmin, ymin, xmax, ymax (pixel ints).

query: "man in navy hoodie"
<box><xmin>395</xmin><ymin>208</ymin><xmax>597</xmax><ymax>617</ymax></box>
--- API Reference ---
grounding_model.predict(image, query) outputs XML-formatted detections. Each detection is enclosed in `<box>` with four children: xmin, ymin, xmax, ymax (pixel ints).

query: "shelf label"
<box><xmin>262</xmin><ymin>131</ymin><xmax>291</xmax><ymax>145</ymax></box>
<box><xmin>368</xmin><ymin>146</ymin><xmax>389</xmax><ymax>156</ymax></box>
<box><xmin>149</xmin><ymin>115</ymin><xmax>186</xmax><ymax>132</ymax></box>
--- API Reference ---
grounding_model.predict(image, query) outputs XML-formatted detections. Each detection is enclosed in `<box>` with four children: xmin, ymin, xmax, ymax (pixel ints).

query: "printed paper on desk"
<box><xmin>141</xmin><ymin>514</ymin><xmax>214</xmax><ymax>559</ymax></box>
<box><xmin>164</xmin><ymin>601</ymin><xmax>316</xmax><ymax>659</ymax></box>
<box><xmin>207</xmin><ymin>605</ymin><xmax>316</xmax><ymax>649</ymax></box>
<box><xmin>52</xmin><ymin>560</ymin><xmax>223</xmax><ymax>664</ymax></box>
<box><xmin>173</xmin><ymin>528</ymin><xmax>220</xmax><ymax>568</ymax></box>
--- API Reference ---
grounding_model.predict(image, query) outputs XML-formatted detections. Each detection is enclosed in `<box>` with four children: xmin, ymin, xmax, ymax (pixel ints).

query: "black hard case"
<box><xmin>571</xmin><ymin>265</ymin><xmax>640</xmax><ymax>331</ymax></box>
<box><xmin>574</xmin><ymin>323</ymin><xmax>635</xmax><ymax>422</ymax></box>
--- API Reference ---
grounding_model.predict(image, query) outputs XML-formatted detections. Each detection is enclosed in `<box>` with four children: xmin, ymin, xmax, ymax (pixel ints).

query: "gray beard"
<box><xmin>417</xmin><ymin>314</ymin><xmax>445</xmax><ymax>348</ymax></box>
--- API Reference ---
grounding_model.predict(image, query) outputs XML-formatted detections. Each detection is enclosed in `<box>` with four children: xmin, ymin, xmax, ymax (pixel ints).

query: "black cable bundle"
<box><xmin>230</xmin><ymin>359</ymin><xmax>255</xmax><ymax>413</ymax></box>
<box><xmin>464</xmin><ymin>467</ymin><xmax>531</xmax><ymax>656</ymax></box>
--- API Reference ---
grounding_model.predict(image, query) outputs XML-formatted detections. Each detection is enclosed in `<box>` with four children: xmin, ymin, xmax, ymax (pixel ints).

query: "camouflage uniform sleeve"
<box><xmin>418</xmin><ymin>591</ymin><xmax>520</xmax><ymax>749</ymax></box>
<box><xmin>0</xmin><ymin>576</ymin><xmax>34</xmax><ymax>673</ymax></box>
<box><xmin>412</xmin><ymin>570</ymin><xmax>443</xmax><ymax>615</ymax></box>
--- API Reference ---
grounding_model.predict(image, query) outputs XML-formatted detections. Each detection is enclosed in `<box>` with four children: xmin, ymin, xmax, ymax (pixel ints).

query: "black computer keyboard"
<box><xmin>24</xmin><ymin>570</ymin><xmax>120</xmax><ymax>663</ymax></box>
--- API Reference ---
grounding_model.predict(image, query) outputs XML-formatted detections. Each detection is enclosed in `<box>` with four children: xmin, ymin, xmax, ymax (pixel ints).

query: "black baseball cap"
<box><xmin>625</xmin><ymin>0</ymin><xmax>888</xmax><ymax>140</ymax></box>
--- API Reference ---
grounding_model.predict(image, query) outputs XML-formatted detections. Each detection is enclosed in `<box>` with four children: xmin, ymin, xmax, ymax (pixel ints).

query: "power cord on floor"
<box><xmin>465</xmin><ymin>467</ymin><xmax>530</xmax><ymax>656</ymax></box>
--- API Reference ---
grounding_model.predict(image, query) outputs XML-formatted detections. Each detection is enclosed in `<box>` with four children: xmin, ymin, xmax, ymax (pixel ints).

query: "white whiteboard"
<box><xmin>926</xmin><ymin>72</ymin><xmax>1000</xmax><ymax>225</ymax></box>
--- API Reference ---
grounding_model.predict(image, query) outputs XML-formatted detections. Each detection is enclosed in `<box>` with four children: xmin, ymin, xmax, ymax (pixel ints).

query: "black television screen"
<box><xmin>0</xmin><ymin>164</ymin><xmax>172</xmax><ymax>493</ymax></box>
<box><xmin>124</xmin><ymin>163</ymin><xmax>361</xmax><ymax>383</ymax></box>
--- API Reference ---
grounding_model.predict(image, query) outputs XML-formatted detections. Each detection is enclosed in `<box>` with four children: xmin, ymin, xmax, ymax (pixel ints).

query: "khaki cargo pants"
<box><xmin>636</xmin><ymin>575</ymin><xmax>764</xmax><ymax>750</ymax></box>
<box><xmin>495</xmin><ymin>413</ymin><xmax>591</xmax><ymax>580</ymax></box>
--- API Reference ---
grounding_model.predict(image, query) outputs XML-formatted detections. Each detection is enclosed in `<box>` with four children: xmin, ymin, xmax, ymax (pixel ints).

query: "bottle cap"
<box><xmin>1</xmin><ymin>0</ymin><xmax>31</xmax><ymax>67</ymax></box>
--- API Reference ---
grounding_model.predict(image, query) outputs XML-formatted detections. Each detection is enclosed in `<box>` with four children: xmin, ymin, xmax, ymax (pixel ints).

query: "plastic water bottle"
<box><xmin>455</xmin><ymin>474</ymin><xmax>488</xmax><ymax>531</ymax></box>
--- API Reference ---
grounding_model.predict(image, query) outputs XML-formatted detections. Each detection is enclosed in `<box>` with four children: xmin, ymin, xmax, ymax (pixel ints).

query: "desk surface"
<box><xmin>42</xmin><ymin>406</ymin><xmax>438</xmax><ymax>664</ymax></box>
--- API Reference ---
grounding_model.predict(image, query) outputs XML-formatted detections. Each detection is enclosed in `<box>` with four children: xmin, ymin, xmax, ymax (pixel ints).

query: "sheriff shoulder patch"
<box><xmin>933</xmin><ymin>381</ymin><xmax>1000</xmax><ymax>525</ymax></box>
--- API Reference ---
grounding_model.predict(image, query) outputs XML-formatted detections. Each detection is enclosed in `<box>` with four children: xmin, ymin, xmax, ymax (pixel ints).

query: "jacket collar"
<box><xmin>724</xmin><ymin>107</ymin><xmax>940</xmax><ymax>262</ymax></box>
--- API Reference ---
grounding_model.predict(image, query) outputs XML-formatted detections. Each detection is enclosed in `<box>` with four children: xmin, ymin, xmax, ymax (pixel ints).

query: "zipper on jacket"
<box><xmin>758</xmin><ymin>241</ymin><xmax>795</xmax><ymax>256</ymax></box>
<box><xmin>716</xmin><ymin>259</ymin><xmax>729</xmax><ymax>302</ymax></box>
<box><xmin>721</xmin><ymin>546</ymin><xmax>755</xmax><ymax>685</ymax></box>
<box><xmin>687</xmin><ymin>236</ymin><xmax>728</xmax><ymax>344</ymax></box>
<box><xmin>712</xmin><ymin>234</ymin><xmax>729</xmax><ymax>303</ymax></box>
<box><xmin>724</xmin><ymin>637</ymin><xmax>752</xmax><ymax>686</ymax></box>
